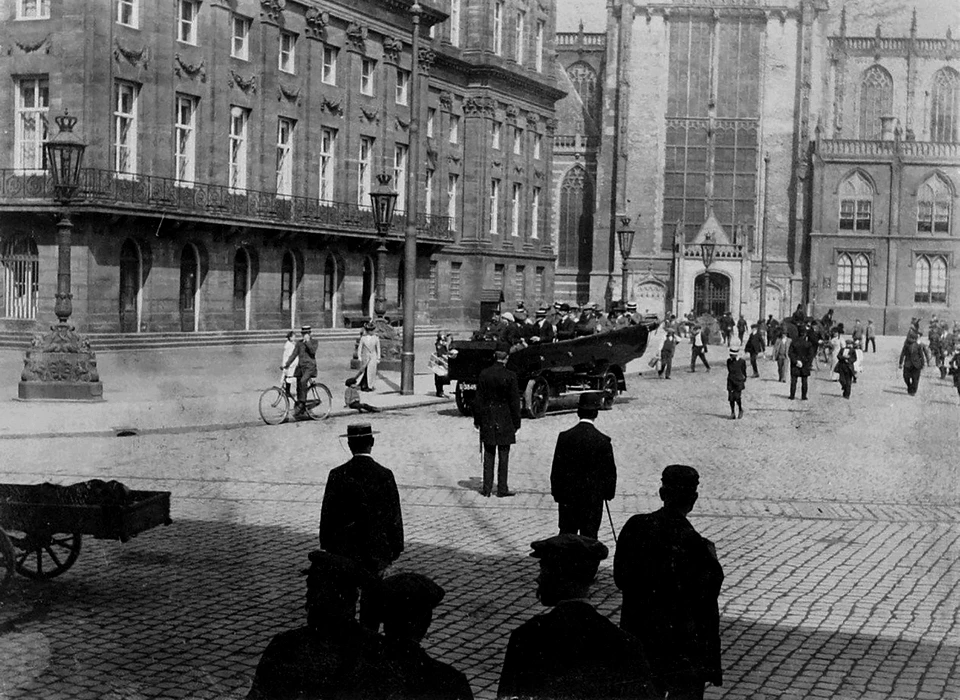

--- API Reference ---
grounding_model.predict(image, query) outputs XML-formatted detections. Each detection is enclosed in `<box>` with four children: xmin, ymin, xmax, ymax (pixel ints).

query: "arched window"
<box><xmin>233</xmin><ymin>248</ymin><xmax>250</xmax><ymax>312</ymax></box>
<box><xmin>838</xmin><ymin>172</ymin><xmax>873</xmax><ymax>231</ymax></box>
<box><xmin>567</xmin><ymin>62</ymin><xmax>598</xmax><ymax>123</ymax></box>
<box><xmin>558</xmin><ymin>167</ymin><xmax>593</xmax><ymax>268</ymax></box>
<box><xmin>2</xmin><ymin>236</ymin><xmax>40</xmax><ymax>320</ymax></box>
<box><xmin>119</xmin><ymin>239</ymin><xmax>142</xmax><ymax>333</ymax></box>
<box><xmin>323</xmin><ymin>253</ymin><xmax>344</xmax><ymax>326</ymax></box>
<box><xmin>931</xmin><ymin>68</ymin><xmax>960</xmax><ymax>143</ymax></box>
<box><xmin>917</xmin><ymin>174</ymin><xmax>952</xmax><ymax>234</ymax></box>
<box><xmin>837</xmin><ymin>253</ymin><xmax>869</xmax><ymax>301</ymax></box>
<box><xmin>915</xmin><ymin>255</ymin><xmax>948</xmax><ymax>304</ymax></box>
<box><xmin>858</xmin><ymin>65</ymin><xmax>893</xmax><ymax>139</ymax></box>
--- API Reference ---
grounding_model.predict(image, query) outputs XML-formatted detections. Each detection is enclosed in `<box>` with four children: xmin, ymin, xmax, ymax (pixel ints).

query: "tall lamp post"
<box><xmin>700</xmin><ymin>231</ymin><xmax>716</xmax><ymax>317</ymax></box>
<box><xmin>616</xmin><ymin>214</ymin><xmax>636</xmax><ymax>306</ymax></box>
<box><xmin>758</xmin><ymin>152</ymin><xmax>771</xmax><ymax>327</ymax></box>
<box><xmin>19</xmin><ymin>111</ymin><xmax>103</xmax><ymax>400</ymax></box>
<box><xmin>370</xmin><ymin>173</ymin><xmax>398</xmax><ymax>319</ymax></box>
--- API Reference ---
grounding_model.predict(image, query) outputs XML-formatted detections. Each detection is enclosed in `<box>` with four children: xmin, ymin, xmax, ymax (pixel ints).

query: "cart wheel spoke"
<box><xmin>35</xmin><ymin>549</ymin><xmax>43</xmax><ymax>576</ymax></box>
<box><xmin>44</xmin><ymin>545</ymin><xmax>63</xmax><ymax>570</ymax></box>
<box><xmin>14</xmin><ymin>532</ymin><xmax>81</xmax><ymax>580</ymax></box>
<box><xmin>16</xmin><ymin>549</ymin><xmax>30</xmax><ymax>568</ymax></box>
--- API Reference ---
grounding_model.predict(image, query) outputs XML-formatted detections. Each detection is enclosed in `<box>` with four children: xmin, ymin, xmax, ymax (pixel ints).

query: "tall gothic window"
<box><xmin>558</xmin><ymin>167</ymin><xmax>593</xmax><ymax>269</ymax></box>
<box><xmin>917</xmin><ymin>174</ymin><xmax>952</xmax><ymax>234</ymax></box>
<box><xmin>858</xmin><ymin>65</ymin><xmax>893</xmax><ymax>140</ymax></box>
<box><xmin>931</xmin><ymin>68</ymin><xmax>960</xmax><ymax>143</ymax></box>
<box><xmin>914</xmin><ymin>255</ymin><xmax>948</xmax><ymax>304</ymax></box>
<box><xmin>567</xmin><ymin>62</ymin><xmax>598</xmax><ymax>125</ymax></box>
<box><xmin>836</xmin><ymin>253</ymin><xmax>869</xmax><ymax>301</ymax></box>
<box><xmin>838</xmin><ymin>172</ymin><xmax>874</xmax><ymax>231</ymax></box>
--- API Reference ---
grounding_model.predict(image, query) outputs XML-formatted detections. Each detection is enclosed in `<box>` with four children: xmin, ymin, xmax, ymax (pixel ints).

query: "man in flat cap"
<box><xmin>498</xmin><ymin>534</ymin><xmax>658</xmax><ymax>700</ymax></box>
<box><xmin>474</xmin><ymin>349</ymin><xmax>522</xmax><ymax>497</ymax></box>
<box><xmin>283</xmin><ymin>325</ymin><xmax>318</xmax><ymax>417</ymax></box>
<box><xmin>351</xmin><ymin>572</ymin><xmax>474</xmax><ymax>699</ymax></box>
<box><xmin>246</xmin><ymin>550</ymin><xmax>383</xmax><ymax>700</ymax></box>
<box><xmin>550</xmin><ymin>392</ymin><xmax>617</xmax><ymax>540</ymax></box>
<box><xmin>320</xmin><ymin>423</ymin><xmax>404</xmax><ymax>631</ymax></box>
<box><xmin>614</xmin><ymin>466</ymin><xmax>724</xmax><ymax>700</ymax></box>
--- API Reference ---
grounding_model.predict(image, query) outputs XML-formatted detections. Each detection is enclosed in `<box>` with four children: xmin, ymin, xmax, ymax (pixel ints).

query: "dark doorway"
<box><xmin>694</xmin><ymin>272</ymin><xmax>730</xmax><ymax>318</ymax></box>
<box><xmin>233</xmin><ymin>248</ymin><xmax>251</xmax><ymax>330</ymax></box>
<box><xmin>119</xmin><ymin>239</ymin><xmax>141</xmax><ymax>333</ymax></box>
<box><xmin>179</xmin><ymin>244</ymin><xmax>199</xmax><ymax>332</ymax></box>
<box><xmin>362</xmin><ymin>257</ymin><xmax>373</xmax><ymax>318</ymax></box>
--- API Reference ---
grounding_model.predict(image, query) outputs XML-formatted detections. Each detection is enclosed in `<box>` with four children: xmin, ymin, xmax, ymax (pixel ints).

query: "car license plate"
<box><xmin>459</xmin><ymin>382</ymin><xmax>476</xmax><ymax>391</ymax></box>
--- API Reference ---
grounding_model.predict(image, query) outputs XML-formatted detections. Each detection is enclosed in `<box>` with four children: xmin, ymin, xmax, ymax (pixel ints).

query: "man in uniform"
<box><xmin>788</xmin><ymin>325</ymin><xmax>815</xmax><ymax>400</ymax></box>
<box><xmin>498</xmin><ymin>534</ymin><xmax>659</xmax><ymax>700</ymax></box>
<box><xmin>283</xmin><ymin>325</ymin><xmax>318</xmax><ymax>416</ymax></box>
<box><xmin>474</xmin><ymin>350</ymin><xmax>522</xmax><ymax>497</ymax></box>
<box><xmin>614</xmin><ymin>465</ymin><xmax>723</xmax><ymax>700</ymax></box>
<box><xmin>550</xmin><ymin>392</ymin><xmax>616</xmax><ymax>540</ymax></box>
<box><xmin>320</xmin><ymin>423</ymin><xmax>404</xmax><ymax>631</ymax></box>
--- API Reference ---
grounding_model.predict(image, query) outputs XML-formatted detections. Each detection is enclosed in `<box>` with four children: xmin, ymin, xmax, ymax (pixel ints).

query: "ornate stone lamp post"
<box><xmin>19</xmin><ymin>112</ymin><xmax>103</xmax><ymax>401</ymax></box>
<box><xmin>699</xmin><ymin>230</ymin><xmax>716</xmax><ymax>318</ymax></box>
<box><xmin>616</xmin><ymin>214</ymin><xmax>636</xmax><ymax>307</ymax></box>
<box><xmin>369</xmin><ymin>173</ymin><xmax>398</xmax><ymax>319</ymax></box>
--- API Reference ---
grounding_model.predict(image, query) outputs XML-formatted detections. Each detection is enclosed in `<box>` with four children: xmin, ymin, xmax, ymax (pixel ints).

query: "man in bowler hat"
<box><xmin>474</xmin><ymin>350</ymin><xmax>522</xmax><ymax>497</ymax></box>
<box><xmin>550</xmin><ymin>392</ymin><xmax>617</xmax><ymax>540</ymax></box>
<box><xmin>497</xmin><ymin>534</ymin><xmax>658</xmax><ymax>699</ymax></box>
<box><xmin>788</xmin><ymin>326</ymin><xmax>815</xmax><ymax>400</ymax></box>
<box><xmin>614</xmin><ymin>466</ymin><xmax>723</xmax><ymax>700</ymax></box>
<box><xmin>319</xmin><ymin>423</ymin><xmax>404</xmax><ymax>631</ymax></box>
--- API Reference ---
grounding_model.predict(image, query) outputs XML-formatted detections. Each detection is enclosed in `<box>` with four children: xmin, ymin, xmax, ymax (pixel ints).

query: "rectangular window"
<box><xmin>535</xmin><ymin>21</ymin><xmax>544</xmax><ymax>72</ymax></box>
<box><xmin>450</xmin><ymin>262</ymin><xmax>462</xmax><ymax>300</ymax></box>
<box><xmin>493</xmin><ymin>1</ymin><xmax>504</xmax><ymax>55</ymax></box>
<box><xmin>840</xmin><ymin>199</ymin><xmax>871</xmax><ymax>231</ymax></box>
<box><xmin>279</xmin><ymin>31</ymin><xmax>297</xmax><ymax>73</ymax></box>
<box><xmin>426</xmin><ymin>108</ymin><xmax>436</xmax><ymax>138</ymax></box>
<box><xmin>515</xmin><ymin>265</ymin><xmax>526</xmax><ymax>300</ymax></box>
<box><xmin>358</xmin><ymin>136</ymin><xmax>374</xmax><ymax>207</ymax></box>
<box><xmin>175</xmin><ymin>95</ymin><xmax>198</xmax><ymax>185</ymax></box>
<box><xmin>492</xmin><ymin>121</ymin><xmax>502</xmax><ymax>150</ymax></box>
<box><xmin>429</xmin><ymin>261</ymin><xmax>438</xmax><ymax>299</ymax></box>
<box><xmin>276</xmin><ymin>117</ymin><xmax>295</xmax><ymax>197</ymax></box>
<box><xmin>424</xmin><ymin>169</ymin><xmax>434</xmax><ymax>220</ymax></box>
<box><xmin>449</xmin><ymin>114</ymin><xmax>461</xmax><ymax>144</ymax></box>
<box><xmin>231</xmin><ymin>15</ymin><xmax>250</xmax><ymax>59</ymax></box>
<box><xmin>177</xmin><ymin>0</ymin><xmax>198</xmax><ymax>44</ymax></box>
<box><xmin>450</xmin><ymin>0</ymin><xmax>461</xmax><ymax>47</ymax></box>
<box><xmin>228</xmin><ymin>106</ymin><xmax>249</xmax><ymax>192</ymax></box>
<box><xmin>513</xmin><ymin>126</ymin><xmax>523</xmax><ymax>155</ymax></box>
<box><xmin>494</xmin><ymin>263</ymin><xmax>505</xmax><ymax>290</ymax></box>
<box><xmin>117</xmin><ymin>0</ymin><xmax>138</xmax><ymax>27</ymax></box>
<box><xmin>114</xmin><ymin>81</ymin><xmax>139</xmax><ymax>176</ymax></box>
<box><xmin>360</xmin><ymin>59</ymin><xmax>376</xmax><ymax>96</ymax></box>
<box><xmin>17</xmin><ymin>0</ymin><xmax>49</xmax><ymax>19</ymax></box>
<box><xmin>396</xmin><ymin>69</ymin><xmax>410</xmax><ymax>106</ymax></box>
<box><xmin>319</xmin><ymin>128</ymin><xmax>336</xmax><ymax>203</ymax></box>
<box><xmin>531</xmin><ymin>187</ymin><xmax>541</xmax><ymax>239</ymax></box>
<box><xmin>536</xmin><ymin>266</ymin><xmax>545</xmax><ymax>300</ymax></box>
<box><xmin>511</xmin><ymin>183</ymin><xmax>522</xmax><ymax>236</ymax></box>
<box><xmin>447</xmin><ymin>173</ymin><xmax>459</xmax><ymax>231</ymax></box>
<box><xmin>322</xmin><ymin>46</ymin><xmax>338</xmax><ymax>85</ymax></box>
<box><xmin>490</xmin><ymin>179</ymin><xmax>501</xmax><ymax>234</ymax></box>
<box><xmin>14</xmin><ymin>78</ymin><xmax>49</xmax><ymax>172</ymax></box>
<box><xmin>534</xmin><ymin>133</ymin><xmax>542</xmax><ymax>159</ymax></box>
<box><xmin>394</xmin><ymin>144</ymin><xmax>409</xmax><ymax>212</ymax></box>
<box><xmin>515</xmin><ymin>11</ymin><xmax>525</xmax><ymax>64</ymax></box>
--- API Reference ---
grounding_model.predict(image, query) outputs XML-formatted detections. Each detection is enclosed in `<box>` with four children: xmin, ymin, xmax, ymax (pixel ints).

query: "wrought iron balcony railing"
<box><xmin>0</xmin><ymin>168</ymin><xmax>454</xmax><ymax>244</ymax></box>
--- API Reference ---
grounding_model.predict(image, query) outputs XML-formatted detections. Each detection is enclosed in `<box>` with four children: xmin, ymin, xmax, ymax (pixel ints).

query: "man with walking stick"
<box><xmin>549</xmin><ymin>392</ymin><xmax>617</xmax><ymax>541</ymax></box>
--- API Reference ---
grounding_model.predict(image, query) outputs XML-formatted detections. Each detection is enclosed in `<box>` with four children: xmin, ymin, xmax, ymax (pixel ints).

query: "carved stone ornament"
<box><xmin>447</xmin><ymin>153</ymin><xmax>461</xmax><ymax>164</ymax></box>
<box><xmin>320</xmin><ymin>95</ymin><xmax>343</xmax><ymax>116</ymax></box>
<box><xmin>438</xmin><ymin>91</ymin><xmax>453</xmax><ymax>110</ymax></box>
<box><xmin>113</xmin><ymin>39</ymin><xmax>148</xmax><ymax>68</ymax></box>
<box><xmin>346</xmin><ymin>22</ymin><xmax>368</xmax><ymax>52</ymax></box>
<box><xmin>21</xmin><ymin>324</ymin><xmax>101</xmax><ymax>384</ymax></box>
<box><xmin>426</xmin><ymin>149</ymin><xmax>438</xmax><ymax>168</ymax></box>
<box><xmin>305</xmin><ymin>8</ymin><xmax>329</xmax><ymax>40</ymax></box>
<box><xmin>383</xmin><ymin>37</ymin><xmax>404</xmax><ymax>64</ymax></box>
<box><xmin>360</xmin><ymin>107</ymin><xmax>380</xmax><ymax>123</ymax></box>
<box><xmin>463</xmin><ymin>96</ymin><xmax>495</xmax><ymax>116</ymax></box>
<box><xmin>514</xmin><ymin>165</ymin><xmax>524</xmax><ymax>175</ymax></box>
<box><xmin>544</xmin><ymin>117</ymin><xmax>558</xmax><ymax>134</ymax></box>
<box><xmin>11</xmin><ymin>34</ymin><xmax>51</xmax><ymax>54</ymax></box>
<box><xmin>526</xmin><ymin>113</ymin><xmax>540</xmax><ymax>127</ymax></box>
<box><xmin>418</xmin><ymin>46</ymin><xmax>437</xmax><ymax>73</ymax></box>
<box><xmin>506</xmin><ymin>104</ymin><xmax>520</xmax><ymax>121</ymax></box>
<box><xmin>174</xmin><ymin>54</ymin><xmax>206</xmax><ymax>82</ymax></box>
<box><xmin>260</xmin><ymin>0</ymin><xmax>286</xmax><ymax>23</ymax></box>
<box><xmin>396</xmin><ymin>116</ymin><xmax>410</xmax><ymax>131</ymax></box>
<box><xmin>228</xmin><ymin>70</ymin><xmax>258</xmax><ymax>93</ymax></box>
<box><xmin>278</xmin><ymin>83</ymin><xmax>301</xmax><ymax>103</ymax></box>
<box><xmin>492</xmin><ymin>159</ymin><xmax>502</xmax><ymax>168</ymax></box>
<box><xmin>534</xmin><ymin>168</ymin><xmax>544</xmax><ymax>179</ymax></box>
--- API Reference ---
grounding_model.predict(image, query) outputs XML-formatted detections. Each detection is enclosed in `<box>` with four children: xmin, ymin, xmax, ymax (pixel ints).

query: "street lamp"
<box><xmin>758</xmin><ymin>152</ymin><xmax>771</xmax><ymax>328</ymax></box>
<box><xmin>700</xmin><ymin>230</ymin><xmax>716</xmax><ymax>317</ymax></box>
<box><xmin>370</xmin><ymin>173</ymin><xmax>398</xmax><ymax>319</ymax></box>
<box><xmin>616</xmin><ymin>214</ymin><xmax>635</xmax><ymax>307</ymax></box>
<box><xmin>19</xmin><ymin>111</ymin><xmax>103</xmax><ymax>400</ymax></box>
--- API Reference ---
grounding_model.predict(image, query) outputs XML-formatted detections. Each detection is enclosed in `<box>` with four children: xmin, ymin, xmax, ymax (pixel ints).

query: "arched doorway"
<box><xmin>361</xmin><ymin>256</ymin><xmax>374</xmax><ymax>318</ymax></box>
<box><xmin>233</xmin><ymin>248</ymin><xmax>252</xmax><ymax>330</ymax></box>
<box><xmin>119</xmin><ymin>239</ymin><xmax>142</xmax><ymax>332</ymax></box>
<box><xmin>694</xmin><ymin>272</ymin><xmax>730</xmax><ymax>318</ymax></box>
<box><xmin>2</xmin><ymin>236</ymin><xmax>40</xmax><ymax>320</ymax></box>
<box><xmin>280</xmin><ymin>250</ymin><xmax>297</xmax><ymax>328</ymax></box>
<box><xmin>323</xmin><ymin>253</ymin><xmax>344</xmax><ymax>328</ymax></box>
<box><xmin>179</xmin><ymin>243</ymin><xmax>201</xmax><ymax>332</ymax></box>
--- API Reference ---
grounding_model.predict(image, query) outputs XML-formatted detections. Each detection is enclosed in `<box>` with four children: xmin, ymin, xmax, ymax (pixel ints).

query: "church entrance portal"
<box><xmin>694</xmin><ymin>272</ymin><xmax>730</xmax><ymax>318</ymax></box>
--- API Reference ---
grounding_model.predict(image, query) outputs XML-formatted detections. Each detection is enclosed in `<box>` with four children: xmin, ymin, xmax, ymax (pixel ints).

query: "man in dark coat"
<box><xmin>614</xmin><ymin>466</ymin><xmax>723</xmax><ymax>700</ymax></box>
<box><xmin>658</xmin><ymin>330</ymin><xmax>678</xmax><ymax>379</ymax></box>
<box><xmin>726</xmin><ymin>346</ymin><xmax>747</xmax><ymax>419</ymax></box>
<box><xmin>556</xmin><ymin>304</ymin><xmax>577</xmax><ymax>340</ymax></box>
<box><xmin>246</xmin><ymin>550</ymin><xmax>384</xmax><ymax>700</ymax></box>
<box><xmin>283</xmin><ymin>325</ymin><xmax>319</xmax><ymax>415</ymax></box>
<box><xmin>899</xmin><ymin>330</ymin><xmax>927</xmax><ymax>396</ymax></box>
<box><xmin>319</xmin><ymin>423</ymin><xmax>404</xmax><ymax>631</ymax></box>
<box><xmin>744</xmin><ymin>324</ymin><xmax>765</xmax><ymax>378</ymax></box>
<box><xmin>788</xmin><ymin>327</ymin><xmax>815</xmax><ymax>400</ymax></box>
<box><xmin>474</xmin><ymin>350</ymin><xmax>522</xmax><ymax>497</ymax></box>
<box><xmin>836</xmin><ymin>339</ymin><xmax>857</xmax><ymax>399</ymax></box>
<box><xmin>529</xmin><ymin>306</ymin><xmax>555</xmax><ymax>344</ymax></box>
<box><xmin>498</xmin><ymin>534</ymin><xmax>659</xmax><ymax>700</ymax></box>
<box><xmin>550</xmin><ymin>392</ymin><xmax>617</xmax><ymax>540</ymax></box>
<box><xmin>736</xmin><ymin>315</ymin><xmax>748</xmax><ymax>344</ymax></box>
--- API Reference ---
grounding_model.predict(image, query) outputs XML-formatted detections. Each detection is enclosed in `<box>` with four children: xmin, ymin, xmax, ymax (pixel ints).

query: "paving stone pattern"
<box><xmin>1</xmin><ymin>341</ymin><xmax>958</xmax><ymax>699</ymax></box>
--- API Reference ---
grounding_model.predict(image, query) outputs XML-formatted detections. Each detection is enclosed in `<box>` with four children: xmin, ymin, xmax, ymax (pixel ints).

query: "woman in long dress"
<box><xmin>358</xmin><ymin>323</ymin><xmax>381</xmax><ymax>391</ymax></box>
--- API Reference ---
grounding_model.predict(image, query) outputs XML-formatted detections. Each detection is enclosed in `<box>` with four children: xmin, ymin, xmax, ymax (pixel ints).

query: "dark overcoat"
<box><xmin>788</xmin><ymin>336</ymin><xmax>814</xmax><ymax>377</ymax></box>
<box><xmin>473</xmin><ymin>362</ymin><xmax>522</xmax><ymax>446</ymax></box>
<box><xmin>345</xmin><ymin>637</ymin><xmax>474</xmax><ymax>700</ymax></box>
<box><xmin>550</xmin><ymin>422</ymin><xmax>617</xmax><ymax>507</ymax></box>
<box><xmin>726</xmin><ymin>357</ymin><xmax>747</xmax><ymax>392</ymax></box>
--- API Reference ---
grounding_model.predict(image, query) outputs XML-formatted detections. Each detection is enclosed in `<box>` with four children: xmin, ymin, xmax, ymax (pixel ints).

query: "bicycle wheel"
<box><xmin>305</xmin><ymin>383</ymin><xmax>333</xmax><ymax>421</ymax></box>
<box><xmin>259</xmin><ymin>386</ymin><xmax>290</xmax><ymax>425</ymax></box>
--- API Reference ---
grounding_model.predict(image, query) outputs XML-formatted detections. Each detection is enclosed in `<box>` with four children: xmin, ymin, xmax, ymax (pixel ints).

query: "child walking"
<box><xmin>726</xmin><ymin>345</ymin><xmax>747</xmax><ymax>419</ymax></box>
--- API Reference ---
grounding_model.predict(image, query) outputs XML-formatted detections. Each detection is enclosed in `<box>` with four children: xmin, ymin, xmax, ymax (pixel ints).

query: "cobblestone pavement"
<box><xmin>0</xmin><ymin>338</ymin><xmax>958</xmax><ymax>699</ymax></box>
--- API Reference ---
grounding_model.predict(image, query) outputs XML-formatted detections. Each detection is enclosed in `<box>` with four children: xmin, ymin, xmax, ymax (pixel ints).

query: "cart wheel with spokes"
<box><xmin>9</xmin><ymin>529</ymin><xmax>82</xmax><ymax>580</ymax></box>
<box><xmin>305</xmin><ymin>383</ymin><xmax>333</xmax><ymax>421</ymax></box>
<box><xmin>523</xmin><ymin>377</ymin><xmax>550</xmax><ymax>419</ymax></box>
<box><xmin>0</xmin><ymin>529</ymin><xmax>14</xmax><ymax>594</ymax></box>
<box><xmin>600</xmin><ymin>370</ymin><xmax>619</xmax><ymax>410</ymax></box>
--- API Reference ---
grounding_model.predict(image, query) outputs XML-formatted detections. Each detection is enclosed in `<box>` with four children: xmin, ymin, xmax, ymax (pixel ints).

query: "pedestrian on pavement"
<box><xmin>284</xmin><ymin>325</ymin><xmax>318</xmax><ymax>416</ymax></box>
<box><xmin>550</xmin><ymin>392</ymin><xmax>617</xmax><ymax>540</ymax></box>
<box><xmin>319</xmin><ymin>423</ymin><xmax>404</xmax><ymax>631</ymax></box>
<box><xmin>245</xmin><ymin>550</ymin><xmax>383</xmax><ymax>700</ymax></box>
<box><xmin>658</xmin><ymin>330</ymin><xmax>677</xmax><ymax>379</ymax></box>
<box><xmin>772</xmin><ymin>331</ymin><xmax>791</xmax><ymax>383</ymax></box>
<box><xmin>949</xmin><ymin>350</ymin><xmax>960</xmax><ymax>404</ymax></box>
<box><xmin>726</xmin><ymin>346</ymin><xmax>747</xmax><ymax>419</ymax></box>
<box><xmin>689</xmin><ymin>326</ymin><xmax>711</xmax><ymax>373</ymax></box>
<box><xmin>745</xmin><ymin>324</ymin><xmax>765</xmax><ymax>378</ymax></box>
<box><xmin>358</xmin><ymin>322</ymin><xmax>381</xmax><ymax>392</ymax></box>
<box><xmin>497</xmin><ymin>534</ymin><xmax>659</xmax><ymax>700</ymax></box>
<box><xmin>899</xmin><ymin>331</ymin><xmax>927</xmax><ymax>396</ymax></box>
<box><xmin>474</xmin><ymin>349</ymin><xmax>522</xmax><ymax>497</ymax></box>
<box><xmin>865</xmin><ymin>319</ymin><xmax>877</xmax><ymax>353</ymax></box>
<box><xmin>788</xmin><ymin>327</ymin><xmax>815</xmax><ymax>400</ymax></box>
<box><xmin>613</xmin><ymin>465</ymin><xmax>724</xmax><ymax>700</ymax></box>
<box><xmin>345</xmin><ymin>377</ymin><xmax>381</xmax><ymax>413</ymax></box>
<box><xmin>835</xmin><ymin>339</ymin><xmax>857</xmax><ymax>399</ymax></box>
<box><xmin>433</xmin><ymin>331</ymin><xmax>453</xmax><ymax>397</ymax></box>
<box><xmin>280</xmin><ymin>330</ymin><xmax>298</xmax><ymax>397</ymax></box>
<box><xmin>736</xmin><ymin>315</ymin><xmax>748</xmax><ymax>344</ymax></box>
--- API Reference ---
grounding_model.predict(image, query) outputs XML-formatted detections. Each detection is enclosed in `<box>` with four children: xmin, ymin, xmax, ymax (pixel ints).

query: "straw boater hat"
<box><xmin>301</xmin><ymin>325</ymin><xmax>312</xmax><ymax>335</ymax></box>
<box><xmin>626</xmin><ymin>302</ymin><xmax>638</xmax><ymax>311</ymax></box>
<box><xmin>535</xmin><ymin>306</ymin><xmax>548</xmax><ymax>317</ymax></box>
<box><xmin>729</xmin><ymin>345</ymin><xmax>740</xmax><ymax>355</ymax></box>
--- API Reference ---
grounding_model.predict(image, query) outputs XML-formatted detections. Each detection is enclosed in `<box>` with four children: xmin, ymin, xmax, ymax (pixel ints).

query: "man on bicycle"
<box><xmin>285</xmin><ymin>326</ymin><xmax>318</xmax><ymax>417</ymax></box>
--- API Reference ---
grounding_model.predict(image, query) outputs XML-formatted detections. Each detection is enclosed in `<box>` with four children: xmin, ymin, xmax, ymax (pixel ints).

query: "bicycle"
<box><xmin>258</xmin><ymin>374</ymin><xmax>333</xmax><ymax>425</ymax></box>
